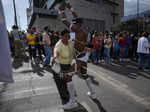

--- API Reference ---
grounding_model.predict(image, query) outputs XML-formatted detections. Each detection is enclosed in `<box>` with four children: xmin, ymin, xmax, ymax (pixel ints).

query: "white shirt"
<box><xmin>137</xmin><ymin>36</ymin><xmax>149</xmax><ymax>54</ymax></box>
<box><xmin>11</xmin><ymin>30</ymin><xmax>20</xmax><ymax>41</ymax></box>
<box><xmin>42</xmin><ymin>32</ymin><xmax>51</xmax><ymax>46</ymax></box>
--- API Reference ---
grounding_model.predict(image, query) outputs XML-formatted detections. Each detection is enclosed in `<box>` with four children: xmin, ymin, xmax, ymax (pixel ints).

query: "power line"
<box><xmin>13</xmin><ymin>0</ymin><xmax>18</xmax><ymax>26</ymax></box>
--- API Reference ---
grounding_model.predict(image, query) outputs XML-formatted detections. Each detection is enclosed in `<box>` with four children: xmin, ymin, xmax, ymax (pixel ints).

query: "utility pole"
<box><xmin>13</xmin><ymin>0</ymin><xmax>18</xmax><ymax>26</ymax></box>
<box><xmin>137</xmin><ymin>0</ymin><xmax>139</xmax><ymax>33</ymax></box>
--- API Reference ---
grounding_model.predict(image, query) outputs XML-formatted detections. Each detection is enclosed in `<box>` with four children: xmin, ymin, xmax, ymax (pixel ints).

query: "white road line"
<box><xmin>5</xmin><ymin>86</ymin><xmax>57</xmax><ymax>96</ymax></box>
<box><xmin>2</xmin><ymin>86</ymin><xmax>58</xmax><ymax>102</ymax></box>
<box><xmin>88</xmin><ymin>68</ymin><xmax>150</xmax><ymax>108</ymax></box>
<box><xmin>81</xmin><ymin>102</ymin><xmax>93</xmax><ymax>112</ymax></box>
<box><xmin>139</xmin><ymin>72</ymin><xmax>150</xmax><ymax>77</ymax></box>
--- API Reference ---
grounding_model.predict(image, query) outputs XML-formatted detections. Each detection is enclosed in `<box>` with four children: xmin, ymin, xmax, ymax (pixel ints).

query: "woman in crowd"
<box><xmin>92</xmin><ymin>32</ymin><xmax>101</xmax><ymax>64</ymax></box>
<box><xmin>104</xmin><ymin>34</ymin><xmax>112</xmax><ymax>64</ymax></box>
<box><xmin>118</xmin><ymin>33</ymin><xmax>126</xmax><ymax>62</ymax></box>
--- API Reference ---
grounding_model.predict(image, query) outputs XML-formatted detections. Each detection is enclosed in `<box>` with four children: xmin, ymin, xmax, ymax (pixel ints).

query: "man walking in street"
<box><xmin>53</xmin><ymin>29</ymin><xmax>74</xmax><ymax>109</ymax></box>
<box><xmin>137</xmin><ymin>32</ymin><xmax>150</xmax><ymax>70</ymax></box>
<box><xmin>42</xmin><ymin>26</ymin><xmax>51</xmax><ymax>68</ymax></box>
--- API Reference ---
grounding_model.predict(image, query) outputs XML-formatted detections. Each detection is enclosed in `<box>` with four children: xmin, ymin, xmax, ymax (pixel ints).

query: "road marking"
<box><xmin>81</xmin><ymin>102</ymin><xmax>93</xmax><ymax>112</ymax></box>
<box><xmin>139</xmin><ymin>72</ymin><xmax>150</xmax><ymax>78</ymax></box>
<box><xmin>5</xmin><ymin>86</ymin><xmax>57</xmax><ymax>96</ymax></box>
<box><xmin>111</xmin><ymin>63</ymin><xmax>121</xmax><ymax>67</ymax></box>
<box><xmin>88</xmin><ymin>68</ymin><xmax>150</xmax><ymax>108</ymax></box>
<box><xmin>1</xmin><ymin>86</ymin><xmax>58</xmax><ymax>102</ymax></box>
<box><xmin>126</xmin><ymin>65</ymin><xmax>137</xmax><ymax>69</ymax></box>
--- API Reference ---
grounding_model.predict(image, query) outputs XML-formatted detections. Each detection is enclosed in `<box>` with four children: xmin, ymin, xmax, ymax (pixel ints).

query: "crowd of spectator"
<box><xmin>7</xmin><ymin>25</ymin><xmax>150</xmax><ymax>70</ymax></box>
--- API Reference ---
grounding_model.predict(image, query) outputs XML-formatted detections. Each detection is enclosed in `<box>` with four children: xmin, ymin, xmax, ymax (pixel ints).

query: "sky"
<box><xmin>1</xmin><ymin>0</ymin><xmax>150</xmax><ymax>31</ymax></box>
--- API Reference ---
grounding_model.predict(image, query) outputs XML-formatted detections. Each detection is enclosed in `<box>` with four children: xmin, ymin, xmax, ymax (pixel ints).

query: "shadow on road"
<box><xmin>88</xmin><ymin>75</ymin><xmax>100</xmax><ymax>86</ymax></box>
<box><xmin>91</xmin><ymin>98</ymin><xmax>107</xmax><ymax>112</ymax></box>
<box><xmin>12</xmin><ymin>55</ymin><xmax>29</xmax><ymax>69</ymax></box>
<box><xmin>31</xmin><ymin>62</ymin><xmax>45</xmax><ymax>77</ymax></box>
<box><xmin>96</xmin><ymin>61</ymin><xmax>150</xmax><ymax>80</ymax></box>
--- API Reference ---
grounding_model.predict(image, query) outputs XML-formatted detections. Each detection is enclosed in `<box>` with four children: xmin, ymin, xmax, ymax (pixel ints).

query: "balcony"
<box><xmin>27</xmin><ymin>7</ymin><xmax>58</xmax><ymax>27</ymax></box>
<box><xmin>46</xmin><ymin>0</ymin><xmax>55</xmax><ymax>9</ymax></box>
<box><xmin>103</xmin><ymin>0</ymin><xmax>119</xmax><ymax>6</ymax></box>
<box><xmin>111</xmin><ymin>12</ymin><xmax>119</xmax><ymax>16</ymax></box>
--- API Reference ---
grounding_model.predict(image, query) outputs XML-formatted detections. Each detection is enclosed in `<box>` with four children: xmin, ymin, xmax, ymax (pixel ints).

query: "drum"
<box><xmin>51</xmin><ymin>62</ymin><xmax>61</xmax><ymax>74</ymax></box>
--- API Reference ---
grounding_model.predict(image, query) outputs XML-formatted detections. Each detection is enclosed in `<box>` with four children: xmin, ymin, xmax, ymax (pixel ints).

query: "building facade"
<box><xmin>27</xmin><ymin>0</ymin><xmax>124</xmax><ymax>32</ymax></box>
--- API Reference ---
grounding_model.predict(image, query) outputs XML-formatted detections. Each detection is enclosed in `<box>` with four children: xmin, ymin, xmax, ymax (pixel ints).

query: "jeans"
<box><xmin>43</xmin><ymin>45</ymin><xmax>51</xmax><ymax>65</ymax></box>
<box><xmin>146</xmin><ymin>54</ymin><xmax>150</xmax><ymax>68</ymax></box>
<box><xmin>112</xmin><ymin>48</ymin><xmax>119</xmax><ymax>59</ymax></box>
<box><xmin>36</xmin><ymin>44</ymin><xmax>43</xmax><ymax>61</ymax></box>
<box><xmin>124</xmin><ymin>47</ymin><xmax>129</xmax><ymax>58</ymax></box>
<box><xmin>92</xmin><ymin>49</ymin><xmax>100</xmax><ymax>63</ymax></box>
<box><xmin>104</xmin><ymin>47</ymin><xmax>110</xmax><ymax>63</ymax></box>
<box><xmin>138</xmin><ymin>53</ymin><xmax>148</xmax><ymax>68</ymax></box>
<box><xmin>29</xmin><ymin>45</ymin><xmax>36</xmax><ymax>60</ymax></box>
<box><xmin>119</xmin><ymin>47</ymin><xmax>125</xmax><ymax>59</ymax></box>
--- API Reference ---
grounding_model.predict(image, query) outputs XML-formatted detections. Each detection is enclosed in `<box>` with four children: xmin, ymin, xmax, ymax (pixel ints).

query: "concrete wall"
<box><xmin>32</xmin><ymin>15</ymin><xmax>67</xmax><ymax>31</ymax></box>
<box><xmin>68</xmin><ymin>0</ymin><xmax>124</xmax><ymax>31</ymax></box>
<box><xmin>29</xmin><ymin>0</ymin><xmax>124</xmax><ymax>32</ymax></box>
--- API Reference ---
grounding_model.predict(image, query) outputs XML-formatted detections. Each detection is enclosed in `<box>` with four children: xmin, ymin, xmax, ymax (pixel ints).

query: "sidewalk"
<box><xmin>0</xmin><ymin>61</ymin><xmax>62</xmax><ymax>112</ymax></box>
<box><xmin>0</xmin><ymin>60</ymin><xmax>91</xmax><ymax>112</ymax></box>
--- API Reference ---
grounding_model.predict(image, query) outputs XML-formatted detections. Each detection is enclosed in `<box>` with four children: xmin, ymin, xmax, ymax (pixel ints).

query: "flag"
<box><xmin>0</xmin><ymin>1</ymin><xmax>14</xmax><ymax>83</ymax></box>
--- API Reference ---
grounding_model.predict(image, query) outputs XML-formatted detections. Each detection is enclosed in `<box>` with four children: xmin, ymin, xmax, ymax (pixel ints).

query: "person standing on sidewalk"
<box><xmin>137</xmin><ymin>32</ymin><xmax>150</xmax><ymax>70</ymax></box>
<box><xmin>92</xmin><ymin>32</ymin><xmax>101</xmax><ymax>64</ymax></box>
<box><xmin>42</xmin><ymin>27</ymin><xmax>51</xmax><ymax>68</ymax></box>
<box><xmin>104</xmin><ymin>34</ymin><xmax>112</xmax><ymax>64</ymax></box>
<box><xmin>26</xmin><ymin>29</ymin><xmax>36</xmax><ymax>62</ymax></box>
<box><xmin>10</xmin><ymin>25</ymin><xmax>22</xmax><ymax>59</ymax></box>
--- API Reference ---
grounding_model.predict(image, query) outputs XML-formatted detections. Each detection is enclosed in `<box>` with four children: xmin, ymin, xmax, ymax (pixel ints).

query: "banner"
<box><xmin>0</xmin><ymin>1</ymin><xmax>14</xmax><ymax>83</ymax></box>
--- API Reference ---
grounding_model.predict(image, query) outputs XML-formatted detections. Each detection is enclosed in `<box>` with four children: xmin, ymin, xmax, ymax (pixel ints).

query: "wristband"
<box><xmin>70</xmin><ymin>8</ymin><xmax>74</xmax><ymax>12</ymax></box>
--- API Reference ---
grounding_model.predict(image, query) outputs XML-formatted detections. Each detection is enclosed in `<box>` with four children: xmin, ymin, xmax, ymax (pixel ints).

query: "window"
<box><xmin>113</xmin><ymin>15</ymin><xmax>115</xmax><ymax>24</ymax></box>
<box><xmin>85</xmin><ymin>0</ymin><xmax>99</xmax><ymax>3</ymax></box>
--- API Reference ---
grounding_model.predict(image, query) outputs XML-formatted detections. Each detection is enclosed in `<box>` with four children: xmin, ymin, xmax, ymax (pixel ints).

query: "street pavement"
<box><xmin>0</xmin><ymin>58</ymin><xmax>150</xmax><ymax>112</ymax></box>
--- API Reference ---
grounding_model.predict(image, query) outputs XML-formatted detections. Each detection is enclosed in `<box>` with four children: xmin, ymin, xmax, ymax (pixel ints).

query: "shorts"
<box><xmin>60</xmin><ymin>64</ymin><xmax>74</xmax><ymax>78</ymax></box>
<box><xmin>76</xmin><ymin>60</ymin><xmax>87</xmax><ymax>74</ymax></box>
<box><xmin>60</xmin><ymin>64</ymin><xmax>71</xmax><ymax>73</ymax></box>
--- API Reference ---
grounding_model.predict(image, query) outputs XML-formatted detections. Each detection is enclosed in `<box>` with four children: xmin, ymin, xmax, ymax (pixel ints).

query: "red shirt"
<box><xmin>119</xmin><ymin>37</ymin><xmax>126</xmax><ymax>47</ymax></box>
<box><xmin>92</xmin><ymin>39</ymin><xmax>101</xmax><ymax>49</ymax></box>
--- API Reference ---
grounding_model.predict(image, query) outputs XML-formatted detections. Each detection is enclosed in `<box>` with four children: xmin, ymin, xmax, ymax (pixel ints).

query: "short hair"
<box><xmin>61</xmin><ymin>29</ymin><xmax>70</xmax><ymax>36</ymax></box>
<box><xmin>44</xmin><ymin>26</ymin><xmax>49</xmax><ymax>31</ymax></box>
<box><xmin>12</xmin><ymin>25</ymin><xmax>18</xmax><ymax>29</ymax></box>
<box><xmin>142</xmin><ymin>32</ymin><xmax>148</xmax><ymax>37</ymax></box>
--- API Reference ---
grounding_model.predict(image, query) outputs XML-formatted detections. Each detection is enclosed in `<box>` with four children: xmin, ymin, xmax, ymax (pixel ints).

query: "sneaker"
<box><xmin>62</xmin><ymin>101</ymin><xmax>78</xmax><ymax>110</ymax></box>
<box><xmin>87</xmin><ymin>92</ymin><xmax>97</xmax><ymax>99</ymax></box>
